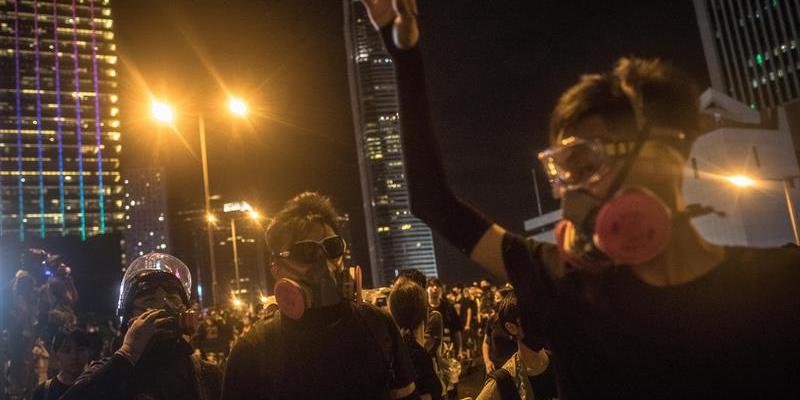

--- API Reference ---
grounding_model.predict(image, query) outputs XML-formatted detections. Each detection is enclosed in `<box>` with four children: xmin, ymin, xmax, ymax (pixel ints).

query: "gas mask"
<box><xmin>271</xmin><ymin>235</ymin><xmax>362</xmax><ymax>320</ymax></box>
<box><xmin>538</xmin><ymin>77</ymin><xmax>699</xmax><ymax>271</ymax></box>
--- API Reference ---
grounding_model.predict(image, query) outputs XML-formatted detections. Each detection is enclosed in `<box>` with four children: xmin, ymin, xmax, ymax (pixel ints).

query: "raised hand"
<box><xmin>116</xmin><ymin>309</ymin><xmax>172</xmax><ymax>365</ymax></box>
<box><xmin>360</xmin><ymin>0</ymin><xmax>419</xmax><ymax>49</ymax></box>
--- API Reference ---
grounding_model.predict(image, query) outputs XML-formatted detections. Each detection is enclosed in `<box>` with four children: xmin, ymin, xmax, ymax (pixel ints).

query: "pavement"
<box><xmin>456</xmin><ymin>360</ymin><xmax>487</xmax><ymax>400</ymax></box>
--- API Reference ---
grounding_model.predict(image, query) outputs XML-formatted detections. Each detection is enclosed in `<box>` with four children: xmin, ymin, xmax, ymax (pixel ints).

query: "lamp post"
<box><xmin>727</xmin><ymin>175</ymin><xmax>800</xmax><ymax>245</ymax></box>
<box><xmin>222</xmin><ymin>201</ymin><xmax>263</xmax><ymax>300</ymax></box>
<box><xmin>150</xmin><ymin>97</ymin><xmax>249</xmax><ymax>306</ymax></box>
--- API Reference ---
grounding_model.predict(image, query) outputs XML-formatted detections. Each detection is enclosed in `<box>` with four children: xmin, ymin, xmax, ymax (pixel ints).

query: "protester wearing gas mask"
<box><xmin>222</xmin><ymin>192</ymin><xmax>417</xmax><ymax>400</ymax></box>
<box><xmin>361</xmin><ymin>0</ymin><xmax>800</xmax><ymax>397</ymax></box>
<box><xmin>60</xmin><ymin>253</ymin><xmax>222</xmax><ymax>400</ymax></box>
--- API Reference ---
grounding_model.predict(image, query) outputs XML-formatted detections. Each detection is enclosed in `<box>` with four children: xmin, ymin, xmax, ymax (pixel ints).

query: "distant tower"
<box><xmin>344</xmin><ymin>0</ymin><xmax>438</xmax><ymax>287</ymax></box>
<box><xmin>0</xmin><ymin>0</ymin><xmax>123</xmax><ymax>241</ymax></box>
<box><xmin>693</xmin><ymin>0</ymin><xmax>800</xmax><ymax>109</ymax></box>
<box><xmin>122</xmin><ymin>168</ymin><xmax>170</xmax><ymax>265</ymax></box>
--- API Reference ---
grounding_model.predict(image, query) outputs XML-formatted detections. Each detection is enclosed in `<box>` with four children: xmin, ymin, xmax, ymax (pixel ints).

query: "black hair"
<box><xmin>549</xmin><ymin>57</ymin><xmax>699</xmax><ymax>155</ymax></box>
<box><xmin>427</xmin><ymin>277</ymin><xmax>443</xmax><ymax>289</ymax></box>
<box><xmin>51</xmin><ymin>328</ymin><xmax>92</xmax><ymax>353</ymax></box>
<box><xmin>389</xmin><ymin>278</ymin><xmax>428</xmax><ymax>334</ymax></box>
<box><xmin>496</xmin><ymin>291</ymin><xmax>520</xmax><ymax>329</ymax></box>
<box><xmin>397</xmin><ymin>269</ymin><xmax>427</xmax><ymax>288</ymax></box>
<box><xmin>266</xmin><ymin>192</ymin><xmax>341</xmax><ymax>255</ymax></box>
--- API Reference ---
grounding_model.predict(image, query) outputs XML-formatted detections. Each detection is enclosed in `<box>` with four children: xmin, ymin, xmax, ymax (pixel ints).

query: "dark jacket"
<box><xmin>60</xmin><ymin>339</ymin><xmax>221</xmax><ymax>400</ymax></box>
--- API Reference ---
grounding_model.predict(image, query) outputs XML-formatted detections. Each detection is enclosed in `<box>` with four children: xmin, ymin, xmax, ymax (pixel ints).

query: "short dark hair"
<box><xmin>389</xmin><ymin>278</ymin><xmax>428</xmax><ymax>332</ymax></box>
<box><xmin>397</xmin><ymin>269</ymin><xmax>427</xmax><ymax>288</ymax></box>
<box><xmin>427</xmin><ymin>277</ymin><xmax>443</xmax><ymax>289</ymax></box>
<box><xmin>496</xmin><ymin>291</ymin><xmax>520</xmax><ymax>328</ymax></box>
<box><xmin>549</xmin><ymin>57</ymin><xmax>699</xmax><ymax>155</ymax></box>
<box><xmin>266</xmin><ymin>192</ymin><xmax>341</xmax><ymax>254</ymax></box>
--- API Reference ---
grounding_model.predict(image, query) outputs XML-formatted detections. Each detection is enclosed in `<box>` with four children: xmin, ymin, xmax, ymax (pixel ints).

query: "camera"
<box><xmin>163</xmin><ymin>308</ymin><xmax>199</xmax><ymax>336</ymax></box>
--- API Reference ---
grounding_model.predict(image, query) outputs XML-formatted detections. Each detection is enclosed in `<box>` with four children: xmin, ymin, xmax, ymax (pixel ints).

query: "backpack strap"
<box><xmin>489</xmin><ymin>367</ymin><xmax>521</xmax><ymax>400</ymax></box>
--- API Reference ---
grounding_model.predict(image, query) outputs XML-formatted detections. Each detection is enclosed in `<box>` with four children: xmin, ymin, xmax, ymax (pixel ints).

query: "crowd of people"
<box><xmin>4</xmin><ymin>0</ymin><xmax>800</xmax><ymax>398</ymax></box>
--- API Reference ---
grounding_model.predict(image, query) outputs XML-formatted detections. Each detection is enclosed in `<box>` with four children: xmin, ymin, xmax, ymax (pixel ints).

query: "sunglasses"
<box><xmin>275</xmin><ymin>235</ymin><xmax>346</xmax><ymax>264</ymax></box>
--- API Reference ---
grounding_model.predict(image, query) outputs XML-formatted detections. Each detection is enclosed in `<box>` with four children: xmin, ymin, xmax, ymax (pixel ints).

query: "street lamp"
<box><xmin>726</xmin><ymin>174</ymin><xmax>800</xmax><ymax>245</ymax></box>
<box><xmin>223</xmin><ymin>201</ymin><xmax>263</xmax><ymax>297</ymax></box>
<box><xmin>726</xmin><ymin>175</ymin><xmax>755</xmax><ymax>188</ymax></box>
<box><xmin>228</xmin><ymin>97</ymin><xmax>248</xmax><ymax>117</ymax></box>
<box><xmin>150</xmin><ymin>96</ymin><xmax>249</xmax><ymax>307</ymax></box>
<box><xmin>150</xmin><ymin>100</ymin><xmax>174</xmax><ymax>124</ymax></box>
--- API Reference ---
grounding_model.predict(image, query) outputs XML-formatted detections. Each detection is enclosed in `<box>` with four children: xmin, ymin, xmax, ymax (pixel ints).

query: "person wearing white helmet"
<box><xmin>60</xmin><ymin>253</ymin><xmax>222</xmax><ymax>400</ymax></box>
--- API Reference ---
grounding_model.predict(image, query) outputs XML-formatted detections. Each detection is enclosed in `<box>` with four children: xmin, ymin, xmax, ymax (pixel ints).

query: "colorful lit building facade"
<box><xmin>0</xmin><ymin>0</ymin><xmax>123</xmax><ymax>241</ymax></box>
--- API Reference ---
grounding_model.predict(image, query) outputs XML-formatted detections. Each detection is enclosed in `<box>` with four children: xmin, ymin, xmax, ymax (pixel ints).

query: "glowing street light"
<box><xmin>206</xmin><ymin>214</ymin><xmax>217</xmax><ymax>223</ymax></box>
<box><xmin>151</xmin><ymin>100</ymin><xmax>174</xmax><ymax>124</ymax></box>
<box><xmin>248</xmin><ymin>210</ymin><xmax>261</xmax><ymax>221</ymax></box>
<box><xmin>232</xmin><ymin>297</ymin><xmax>242</xmax><ymax>308</ymax></box>
<box><xmin>228</xmin><ymin>97</ymin><xmax>248</xmax><ymax>117</ymax></box>
<box><xmin>259</xmin><ymin>295</ymin><xmax>269</xmax><ymax>303</ymax></box>
<box><xmin>727</xmin><ymin>175</ymin><xmax>755</xmax><ymax>187</ymax></box>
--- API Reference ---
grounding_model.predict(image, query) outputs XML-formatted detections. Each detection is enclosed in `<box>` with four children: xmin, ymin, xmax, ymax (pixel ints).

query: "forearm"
<box><xmin>380</xmin><ymin>26</ymin><xmax>492</xmax><ymax>255</ymax></box>
<box><xmin>482</xmin><ymin>340</ymin><xmax>491</xmax><ymax>364</ymax></box>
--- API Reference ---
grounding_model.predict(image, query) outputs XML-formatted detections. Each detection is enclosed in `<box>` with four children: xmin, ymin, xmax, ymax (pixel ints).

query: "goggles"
<box><xmin>538</xmin><ymin>137</ymin><xmax>636</xmax><ymax>195</ymax></box>
<box><xmin>274</xmin><ymin>235</ymin><xmax>346</xmax><ymax>264</ymax></box>
<box><xmin>538</xmin><ymin>129</ymin><xmax>685</xmax><ymax>196</ymax></box>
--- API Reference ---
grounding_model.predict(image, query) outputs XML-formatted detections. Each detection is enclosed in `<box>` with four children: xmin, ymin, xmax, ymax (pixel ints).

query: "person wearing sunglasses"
<box><xmin>222</xmin><ymin>192</ymin><xmax>418</xmax><ymax>400</ymax></box>
<box><xmin>361</xmin><ymin>1</ymin><xmax>800</xmax><ymax>398</ymax></box>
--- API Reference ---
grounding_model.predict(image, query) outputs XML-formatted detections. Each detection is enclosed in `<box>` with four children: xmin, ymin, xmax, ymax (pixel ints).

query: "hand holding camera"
<box><xmin>116</xmin><ymin>309</ymin><xmax>173</xmax><ymax>365</ymax></box>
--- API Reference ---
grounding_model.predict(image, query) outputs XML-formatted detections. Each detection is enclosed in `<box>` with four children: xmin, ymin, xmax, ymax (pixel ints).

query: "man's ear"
<box><xmin>504</xmin><ymin>321</ymin><xmax>521</xmax><ymax>338</ymax></box>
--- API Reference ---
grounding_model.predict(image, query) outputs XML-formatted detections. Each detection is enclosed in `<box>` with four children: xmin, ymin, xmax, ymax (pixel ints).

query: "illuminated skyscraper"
<box><xmin>344</xmin><ymin>0</ymin><xmax>438</xmax><ymax>287</ymax></box>
<box><xmin>694</xmin><ymin>0</ymin><xmax>800</xmax><ymax>109</ymax></box>
<box><xmin>0</xmin><ymin>0</ymin><xmax>123</xmax><ymax>241</ymax></box>
<box><xmin>122</xmin><ymin>168</ymin><xmax>169</xmax><ymax>266</ymax></box>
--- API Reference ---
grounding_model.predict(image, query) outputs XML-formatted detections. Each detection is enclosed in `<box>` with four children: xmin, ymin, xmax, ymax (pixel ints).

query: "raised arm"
<box><xmin>360</xmin><ymin>0</ymin><xmax>508</xmax><ymax>281</ymax></box>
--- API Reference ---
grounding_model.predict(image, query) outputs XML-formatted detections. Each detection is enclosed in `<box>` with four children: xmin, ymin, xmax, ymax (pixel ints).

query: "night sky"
<box><xmin>114</xmin><ymin>0</ymin><xmax>709</xmax><ymax>285</ymax></box>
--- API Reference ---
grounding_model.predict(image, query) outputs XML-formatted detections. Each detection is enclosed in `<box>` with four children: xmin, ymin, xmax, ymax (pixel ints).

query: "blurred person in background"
<box><xmin>31</xmin><ymin>329</ymin><xmax>95</xmax><ymax>400</ymax></box>
<box><xmin>427</xmin><ymin>278</ymin><xmax>463</xmax><ymax>357</ymax></box>
<box><xmin>391</xmin><ymin>277</ymin><xmax>444</xmax><ymax>400</ymax></box>
<box><xmin>477</xmin><ymin>293</ymin><xmax>557</xmax><ymax>400</ymax></box>
<box><xmin>399</xmin><ymin>269</ymin><xmax>443</xmax><ymax>356</ymax></box>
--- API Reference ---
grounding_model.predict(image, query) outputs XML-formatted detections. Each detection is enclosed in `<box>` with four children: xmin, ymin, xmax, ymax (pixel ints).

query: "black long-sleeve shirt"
<box><xmin>60</xmin><ymin>340</ymin><xmax>221</xmax><ymax>400</ymax></box>
<box><xmin>382</xmin><ymin>24</ymin><xmax>800</xmax><ymax>399</ymax></box>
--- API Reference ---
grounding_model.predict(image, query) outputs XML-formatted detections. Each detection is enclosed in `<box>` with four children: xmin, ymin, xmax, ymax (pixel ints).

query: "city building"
<box><xmin>0</xmin><ymin>0</ymin><xmax>123</xmax><ymax>241</ymax></box>
<box><xmin>684</xmin><ymin>88</ymin><xmax>800</xmax><ymax>246</ymax></box>
<box><xmin>523</xmin><ymin>210</ymin><xmax>561</xmax><ymax>244</ymax></box>
<box><xmin>172</xmin><ymin>199</ymin><xmax>267</xmax><ymax>306</ymax></box>
<box><xmin>121</xmin><ymin>168</ymin><xmax>169</xmax><ymax>266</ymax></box>
<box><xmin>343</xmin><ymin>0</ymin><xmax>439</xmax><ymax>287</ymax></box>
<box><xmin>693</xmin><ymin>0</ymin><xmax>800</xmax><ymax>110</ymax></box>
